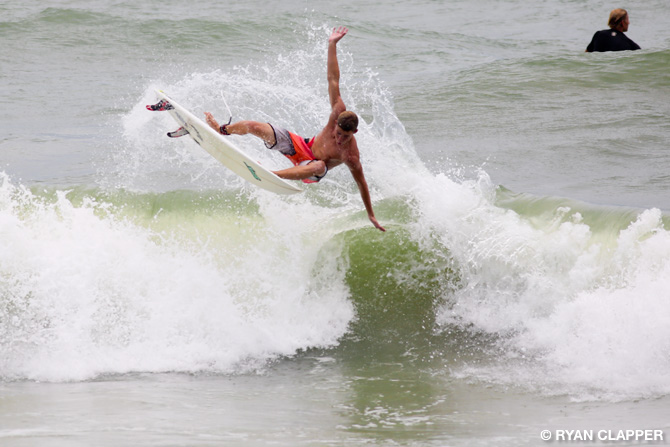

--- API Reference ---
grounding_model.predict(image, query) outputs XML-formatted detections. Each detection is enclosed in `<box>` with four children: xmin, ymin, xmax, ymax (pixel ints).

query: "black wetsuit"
<box><xmin>586</xmin><ymin>29</ymin><xmax>641</xmax><ymax>52</ymax></box>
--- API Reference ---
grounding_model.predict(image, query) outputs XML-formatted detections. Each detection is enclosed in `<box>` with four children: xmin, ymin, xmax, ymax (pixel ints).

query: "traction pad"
<box><xmin>146</xmin><ymin>99</ymin><xmax>173</xmax><ymax>111</ymax></box>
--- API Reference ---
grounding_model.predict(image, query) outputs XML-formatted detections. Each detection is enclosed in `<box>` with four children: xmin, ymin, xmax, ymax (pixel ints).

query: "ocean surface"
<box><xmin>2</xmin><ymin>0</ymin><xmax>670</xmax><ymax>445</ymax></box>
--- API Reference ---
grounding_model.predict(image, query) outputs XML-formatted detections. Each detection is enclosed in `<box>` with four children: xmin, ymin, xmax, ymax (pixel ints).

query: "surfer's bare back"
<box><xmin>205</xmin><ymin>27</ymin><xmax>385</xmax><ymax>232</ymax></box>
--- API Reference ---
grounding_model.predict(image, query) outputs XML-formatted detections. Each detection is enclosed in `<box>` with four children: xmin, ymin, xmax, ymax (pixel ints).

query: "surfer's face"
<box><xmin>334</xmin><ymin>126</ymin><xmax>356</xmax><ymax>146</ymax></box>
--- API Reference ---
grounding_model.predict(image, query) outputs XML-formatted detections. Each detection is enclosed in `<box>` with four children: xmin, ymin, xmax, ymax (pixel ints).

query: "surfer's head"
<box><xmin>337</xmin><ymin>111</ymin><xmax>358</xmax><ymax>133</ymax></box>
<box><xmin>335</xmin><ymin>111</ymin><xmax>358</xmax><ymax>146</ymax></box>
<box><xmin>608</xmin><ymin>8</ymin><xmax>629</xmax><ymax>32</ymax></box>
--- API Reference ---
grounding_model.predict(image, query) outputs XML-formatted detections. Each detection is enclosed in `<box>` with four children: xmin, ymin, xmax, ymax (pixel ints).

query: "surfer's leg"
<box><xmin>227</xmin><ymin>121</ymin><xmax>276</xmax><ymax>147</ymax></box>
<box><xmin>204</xmin><ymin>114</ymin><xmax>276</xmax><ymax>147</ymax></box>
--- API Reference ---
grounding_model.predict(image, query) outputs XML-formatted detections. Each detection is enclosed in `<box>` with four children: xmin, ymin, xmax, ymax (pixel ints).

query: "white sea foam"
<box><xmin>0</xmin><ymin>174</ymin><xmax>353</xmax><ymax>381</ymax></box>
<box><xmin>419</xmin><ymin>169</ymin><xmax>670</xmax><ymax>400</ymax></box>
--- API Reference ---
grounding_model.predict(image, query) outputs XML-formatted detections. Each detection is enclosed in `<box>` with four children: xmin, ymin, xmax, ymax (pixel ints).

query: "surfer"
<box><xmin>585</xmin><ymin>8</ymin><xmax>640</xmax><ymax>52</ymax></box>
<box><xmin>204</xmin><ymin>26</ymin><xmax>385</xmax><ymax>232</ymax></box>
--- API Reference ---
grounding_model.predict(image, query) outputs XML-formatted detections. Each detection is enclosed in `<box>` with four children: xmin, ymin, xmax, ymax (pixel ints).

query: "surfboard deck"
<box><xmin>149</xmin><ymin>90</ymin><xmax>302</xmax><ymax>195</ymax></box>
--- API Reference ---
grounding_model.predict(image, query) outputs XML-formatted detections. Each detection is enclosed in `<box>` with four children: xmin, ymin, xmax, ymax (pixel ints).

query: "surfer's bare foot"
<box><xmin>204</xmin><ymin>112</ymin><xmax>219</xmax><ymax>132</ymax></box>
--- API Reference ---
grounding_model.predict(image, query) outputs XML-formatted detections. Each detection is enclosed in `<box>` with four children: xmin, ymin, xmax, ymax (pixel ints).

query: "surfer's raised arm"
<box><xmin>327</xmin><ymin>26</ymin><xmax>348</xmax><ymax>115</ymax></box>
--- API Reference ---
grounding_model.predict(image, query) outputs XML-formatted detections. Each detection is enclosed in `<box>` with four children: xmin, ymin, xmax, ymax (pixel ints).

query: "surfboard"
<box><xmin>148</xmin><ymin>90</ymin><xmax>302</xmax><ymax>195</ymax></box>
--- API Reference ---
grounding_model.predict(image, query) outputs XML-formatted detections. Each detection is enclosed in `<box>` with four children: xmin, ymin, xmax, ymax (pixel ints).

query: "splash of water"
<box><xmin>0</xmin><ymin>174</ymin><xmax>353</xmax><ymax>381</ymax></box>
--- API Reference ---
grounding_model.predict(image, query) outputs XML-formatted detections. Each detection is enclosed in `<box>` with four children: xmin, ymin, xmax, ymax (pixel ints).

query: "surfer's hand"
<box><xmin>204</xmin><ymin>112</ymin><xmax>218</xmax><ymax>131</ymax></box>
<box><xmin>370</xmin><ymin>215</ymin><xmax>386</xmax><ymax>232</ymax></box>
<box><xmin>329</xmin><ymin>26</ymin><xmax>348</xmax><ymax>44</ymax></box>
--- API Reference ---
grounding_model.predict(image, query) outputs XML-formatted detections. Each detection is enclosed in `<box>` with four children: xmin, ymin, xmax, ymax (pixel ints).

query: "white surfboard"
<box><xmin>150</xmin><ymin>90</ymin><xmax>302</xmax><ymax>195</ymax></box>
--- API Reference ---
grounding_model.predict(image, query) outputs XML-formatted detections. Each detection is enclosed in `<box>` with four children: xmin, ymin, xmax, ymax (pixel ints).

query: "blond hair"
<box><xmin>608</xmin><ymin>8</ymin><xmax>628</xmax><ymax>29</ymax></box>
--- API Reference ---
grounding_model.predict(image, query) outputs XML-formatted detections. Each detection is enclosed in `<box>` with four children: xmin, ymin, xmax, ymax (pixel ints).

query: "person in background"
<box><xmin>586</xmin><ymin>8</ymin><xmax>641</xmax><ymax>52</ymax></box>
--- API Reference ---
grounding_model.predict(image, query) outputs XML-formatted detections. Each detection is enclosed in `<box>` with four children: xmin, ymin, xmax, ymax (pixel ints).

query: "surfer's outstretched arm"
<box><xmin>347</xmin><ymin>158</ymin><xmax>385</xmax><ymax>232</ymax></box>
<box><xmin>272</xmin><ymin>161</ymin><xmax>327</xmax><ymax>181</ymax></box>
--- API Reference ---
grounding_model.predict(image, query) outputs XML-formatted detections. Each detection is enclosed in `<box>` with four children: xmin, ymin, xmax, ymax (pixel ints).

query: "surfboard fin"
<box><xmin>167</xmin><ymin>127</ymin><xmax>189</xmax><ymax>138</ymax></box>
<box><xmin>146</xmin><ymin>99</ymin><xmax>174</xmax><ymax>111</ymax></box>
